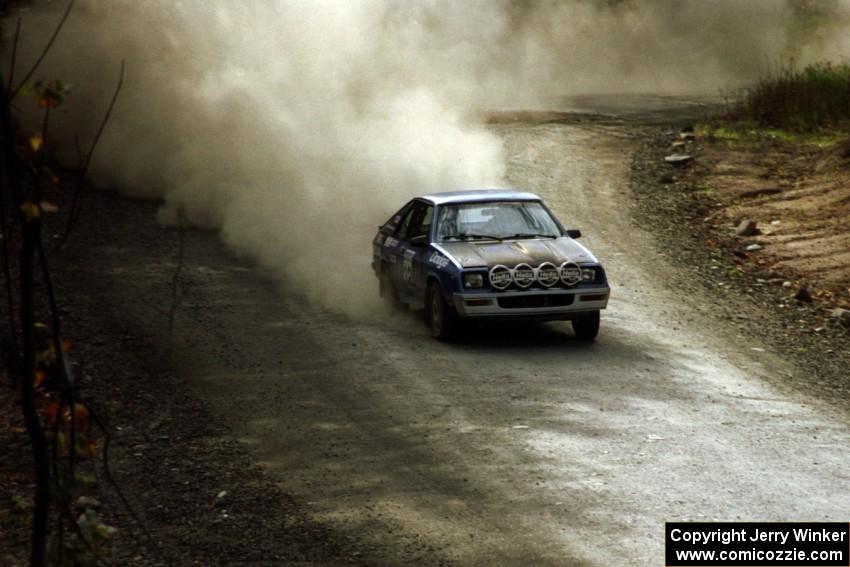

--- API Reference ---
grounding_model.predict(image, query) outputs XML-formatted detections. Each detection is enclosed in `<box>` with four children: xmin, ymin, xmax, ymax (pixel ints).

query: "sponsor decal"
<box><xmin>429</xmin><ymin>252</ymin><xmax>450</xmax><ymax>269</ymax></box>
<box><xmin>431</xmin><ymin>244</ymin><xmax>462</xmax><ymax>269</ymax></box>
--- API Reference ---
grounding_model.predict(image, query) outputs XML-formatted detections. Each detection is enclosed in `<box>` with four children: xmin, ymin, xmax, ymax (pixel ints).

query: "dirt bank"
<box><xmin>629</xmin><ymin>127</ymin><xmax>850</xmax><ymax>405</ymax></box>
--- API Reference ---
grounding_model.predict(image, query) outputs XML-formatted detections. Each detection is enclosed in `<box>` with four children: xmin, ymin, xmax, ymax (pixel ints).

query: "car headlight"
<box><xmin>463</xmin><ymin>272</ymin><xmax>485</xmax><ymax>288</ymax></box>
<box><xmin>581</xmin><ymin>267</ymin><xmax>596</xmax><ymax>282</ymax></box>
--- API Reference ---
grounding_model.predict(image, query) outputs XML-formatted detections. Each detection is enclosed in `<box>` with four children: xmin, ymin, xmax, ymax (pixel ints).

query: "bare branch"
<box><xmin>19</xmin><ymin>216</ymin><xmax>50</xmax><ymax>567</ymax></box>
<box><xmin>74</xmin><ymin>134</ymin><xmax>83</xmax><ymax>170</ymax></box>
<box><xmin>7</xmin><ymin>17</ymin><xmax>22</xmax><ymax>96</ymax></box>
<box><xmin>77</xmin><ymin>59</ymin><xmax>124</xmax><ymax>180</ymax></box>
<box><xmin>84</xmin><ymin>402</ymin><xmax>170</xmax><ymax>564</ymax></box>
<box><xmin>53</xmin><ymin>59</ymin><xmax>124</xmax><ymax>253</ymax></box>
<box><xmin>0</xmin><ymin>158</ymin><xmax>18</xmax><ymax>368</ymax></box>
<box><xmin>0</xmin><ymin>67</ymin><xmax>50</xmax><ymax>567</ymax></box>
<box><xmin>10</xmin><ymin>0</ymin><xmax>76</xmax><ymax>101</ymax></box>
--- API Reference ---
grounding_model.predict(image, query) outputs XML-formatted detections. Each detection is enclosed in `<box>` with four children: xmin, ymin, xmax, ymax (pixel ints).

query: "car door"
<box><xmin>390</xmin><ymin>200</ymin><xmax>433</xmax><ymax>303</ymax></box>
<box><xmin>376</xmin><ymin>201</ymin><xmax>412</xmax><ymax>278</ymax></box>
<box><xmin>406</xmin><ymin>203</ymin><xmax>434</xmax><ymax>304</ymax></box>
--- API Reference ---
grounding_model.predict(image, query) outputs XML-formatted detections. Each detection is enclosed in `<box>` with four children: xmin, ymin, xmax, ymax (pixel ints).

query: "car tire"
<box><xmin>379</xmin><ymin>268</ymin><xmax>403</xmax><ymax>310</ymax></box>
<box><xmin>572</xmin><ymin>310</ymin><xmax>600</xmax><ymax>341</ymax></box>
<box><xmin>426</xmin><ymin>282</ymin><xmax>458</xmax><ymax>341</ymax></box>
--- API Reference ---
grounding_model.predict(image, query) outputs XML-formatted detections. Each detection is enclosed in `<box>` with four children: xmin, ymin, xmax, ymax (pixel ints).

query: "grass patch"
<box><xmin>696</xmin><ymin>122</ymin><xmax>846</xmax><ymax>149</ymax></box>
<box><xmin>730</xmin><ymin>61</ymin><xmax>850</xmax><ymax>130</ymax></box>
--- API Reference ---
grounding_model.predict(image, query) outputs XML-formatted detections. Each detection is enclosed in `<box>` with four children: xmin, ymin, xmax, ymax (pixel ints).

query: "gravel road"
<box><xmin>61</xmin><ymin>101</ymin><xmax>850</xmax><ymax>565</ymax></box>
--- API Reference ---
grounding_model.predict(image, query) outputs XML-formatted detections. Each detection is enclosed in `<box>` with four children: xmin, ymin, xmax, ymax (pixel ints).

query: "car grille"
<box><xmin>497</xmin><ymin>294</ymin><xmax>575</xmax><ymax>309</ymax></box>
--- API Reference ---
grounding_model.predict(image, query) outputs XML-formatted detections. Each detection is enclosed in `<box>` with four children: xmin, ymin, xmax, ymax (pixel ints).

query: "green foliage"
<box><xmin>12</xmin><ymin>495</ymin><xmax>33</xmax><ymax>513</ymax></box>
<box><xmin>31</xmin><ymin>78</ymin><xmax>75</xmax><ymax>109</ymax></box>
<box><xmin>732</xmin><ymin>60</ymin><xmax>850</xmax><ymax>130</ymax></box>
<box><xmin>697</xmin><ymin>122</ymin><xmax>846</xmax><ymax>149</ymax></box>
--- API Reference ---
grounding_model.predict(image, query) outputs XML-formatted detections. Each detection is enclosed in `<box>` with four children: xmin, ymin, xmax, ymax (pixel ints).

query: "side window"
<box><xmin>395</xmin><ymin>206</ymin><xmax>417</xmax><ymax>238</ymax></box>
<box><xmin>410</xmin><ymin>205</ymin><xmax>433</xmax><ymax>240</ymax></box>
<box><xmin>396</xmin><ymin>201</ymin><xmax>434</xmax><ymax>240</ymax></box>
<box><xmin>398</xmin><ymin>202</ymin><xmax>433</xmax><ymax>240</ymax></box>
<box><xmin>383</xmin><ymin>202</ymin><xmax>411</xmax><ymax>234</ymax></box>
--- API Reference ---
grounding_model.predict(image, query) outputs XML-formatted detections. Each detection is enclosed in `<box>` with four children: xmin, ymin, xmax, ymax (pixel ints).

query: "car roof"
<box><xmin>419</xmin><ymin>189</ymin><xmax>542</xmax><ymax>206</ymax></box>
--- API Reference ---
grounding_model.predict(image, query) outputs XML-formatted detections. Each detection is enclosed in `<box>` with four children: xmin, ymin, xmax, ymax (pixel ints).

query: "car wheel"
<box><xmin>426</xmin><ymin>282</ymin><xmax>457</xmax><ymax>341</ymax></box>
<box><xmin>572</xmin><ymin>310</ymin><xmax>600</xmax><ymax>341</ymax></box>
<box><xmin>379</xmin><ymin>268</ymin><xmax>403</xmax><ymax>310</ymax></box>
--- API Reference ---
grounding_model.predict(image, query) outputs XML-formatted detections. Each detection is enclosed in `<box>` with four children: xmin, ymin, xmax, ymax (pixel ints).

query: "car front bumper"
<box><xmin>451</xmin><ymin>286</ymin><xmax>610</xmax><ymax>320</ymax></box>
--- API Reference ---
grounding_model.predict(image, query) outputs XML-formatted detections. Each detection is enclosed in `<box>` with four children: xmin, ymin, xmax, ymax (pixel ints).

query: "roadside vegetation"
<box><xmin>1</xmin><ymin>3</ymin><xmax>133</xmax><ymax>565</ymax></box>
<box><xmin>730</xmin><ymin>60</ymin><xmax>850</xmax><ymax>131</ymax></box>
<box><xmin>698</xmin><ymin>60</ymin><xmax>850</xmax><ymax>156</ymax></box>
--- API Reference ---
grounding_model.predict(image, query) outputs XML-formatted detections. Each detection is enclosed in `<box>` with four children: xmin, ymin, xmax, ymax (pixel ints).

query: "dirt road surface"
<box><xmin>66</xmin><ymin>99</ymin><xmax>850</xmax><ymax>565</ymax></box>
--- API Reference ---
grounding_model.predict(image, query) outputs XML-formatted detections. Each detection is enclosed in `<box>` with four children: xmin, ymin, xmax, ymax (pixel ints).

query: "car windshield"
<box><xmin>435</xmin><ymin>201</ymin><xmax>562</xmax><ymax>242</ymax></box>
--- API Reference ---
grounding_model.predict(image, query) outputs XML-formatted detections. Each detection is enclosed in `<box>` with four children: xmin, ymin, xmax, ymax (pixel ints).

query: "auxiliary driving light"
<box><xmin>489</xmin><ymin>265</ymin><xmax>512</xmax><ymax>290</ymax></box>
<box><xmin>512</xmin><ymin>263</ymin><xmax>535</xmax><ymax>288</ymax></box>
<box><xmin>559</xmin><ymin>262</ymin><xmax>582</xmax><ymax>286</ymax></box>
<box><xmin>536</xmin><ymin>262</ymin><xmax>560</xmax><ymax>287</ymax></box>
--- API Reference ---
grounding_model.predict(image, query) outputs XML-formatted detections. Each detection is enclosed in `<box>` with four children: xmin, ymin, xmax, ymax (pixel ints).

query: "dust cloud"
<box><xmin>7</xmin><ymin>0</ymin><xmax>850</xmax><ymax>318</ymax></box>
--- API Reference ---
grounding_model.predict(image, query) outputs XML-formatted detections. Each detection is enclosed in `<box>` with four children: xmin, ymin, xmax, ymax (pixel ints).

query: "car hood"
<box><xmin>436</xmin><ymin>238</ymin><xmax>598</xmax><ymax>268</ymax></box>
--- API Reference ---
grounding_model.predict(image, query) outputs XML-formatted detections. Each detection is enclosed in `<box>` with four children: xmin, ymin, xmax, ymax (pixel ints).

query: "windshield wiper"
<box><xmin>443</xmin><ymin>233</ymin><xmax>504</xmax><ymax>241</ymax></box>
<box><xmin>509</xmin><ymin>233</ymin><xmax>558</xmax><ymax>239</ymax></box>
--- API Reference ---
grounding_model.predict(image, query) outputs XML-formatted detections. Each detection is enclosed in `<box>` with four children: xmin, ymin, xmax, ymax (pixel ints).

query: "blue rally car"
<box><xmin>372</xmin><ymin>190</ymin><xmax>610</xmax><ymax>341</ymax></box>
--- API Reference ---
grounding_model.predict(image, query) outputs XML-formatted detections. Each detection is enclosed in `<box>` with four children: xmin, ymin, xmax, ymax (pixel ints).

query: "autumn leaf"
<box><xmin>36</xmin><ymin>346</ymin><xmax>55</xmax><ymax>366</ymax></box>
<box><xmin>44</xmin><ymin>401</ymin><xmax>59</xmax><ymax>425</ymax></box>
<box><xmin>74</xmin><ymin>403</ymin><xmax>89</xmax><ymax>429</ymax></box>
<box><xmin>29</xmin><ymin>134</ymin><xmax>44</xmax><ymax>152</ymax></box>
<box><xmin>20</xmin><ymin>202</ymin><xmax>41</xmax><ymax>221</ymax></box>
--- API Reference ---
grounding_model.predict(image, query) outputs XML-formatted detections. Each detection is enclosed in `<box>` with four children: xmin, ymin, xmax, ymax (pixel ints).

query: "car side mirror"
<box><xmin>409</xmin><ymin>234</ymin><xmax>428</xmax><ymax>246</ymax></box>
<box><xmin>566</xmin><ymin>229</ymin><xmax>581</xmax><ymax>239</ymax></box>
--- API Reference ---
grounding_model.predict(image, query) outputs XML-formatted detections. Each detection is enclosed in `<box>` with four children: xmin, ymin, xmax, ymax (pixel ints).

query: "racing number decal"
<box><xmin>402</xmin><ymin>249</ymin><xmax>416</xmax><ymax>282</ymax></box>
